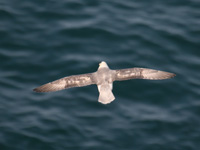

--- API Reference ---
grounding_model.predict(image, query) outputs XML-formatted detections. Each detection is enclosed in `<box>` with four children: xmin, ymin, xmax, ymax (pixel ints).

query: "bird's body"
<box><xmin>33</xmin><ymin>61</ymin><xmax>175</xmax><ymax>104</ymax></box>
<box><xmin>95</xmin><ymin>63</ymin><xmax>115</xmax><ymax>104</ymax></box>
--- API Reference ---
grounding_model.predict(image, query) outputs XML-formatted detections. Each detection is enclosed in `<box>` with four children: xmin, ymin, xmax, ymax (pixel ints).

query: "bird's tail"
<box><xmin>97</xmin><ymin>84</ymin><xmax>115</xmax><ymax>104</ymax></box>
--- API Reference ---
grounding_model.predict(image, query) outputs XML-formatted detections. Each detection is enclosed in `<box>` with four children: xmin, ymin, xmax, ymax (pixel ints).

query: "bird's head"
<box><xmin>99</xmin><ymin>61</ymin><xmax>108</xmax><ymax>68</ymax></box>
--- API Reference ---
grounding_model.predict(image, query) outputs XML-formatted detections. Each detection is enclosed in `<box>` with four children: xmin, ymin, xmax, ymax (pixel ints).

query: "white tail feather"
<box><xmin>97</xmin><ymin>84</ymin><xmax>115</xmax><ymax>104</ymax></box>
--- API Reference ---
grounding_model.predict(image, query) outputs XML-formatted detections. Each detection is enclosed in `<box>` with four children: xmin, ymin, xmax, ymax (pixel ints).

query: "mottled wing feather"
<box><xmin>114</xmin><ymin>68</ymin><xmax>175</xmax><ymax>81</ymax></box>
<box><xmin>33</xmin><ymin>73</ymin><xmax>95</xmax><ymax>92</ymax></box>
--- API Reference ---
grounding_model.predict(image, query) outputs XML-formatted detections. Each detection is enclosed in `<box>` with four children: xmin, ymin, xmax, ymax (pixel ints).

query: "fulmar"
<box><xmin>33</xmin><ymin>61</ymin><xmax>175</xmax><ymax>104</ymax></box>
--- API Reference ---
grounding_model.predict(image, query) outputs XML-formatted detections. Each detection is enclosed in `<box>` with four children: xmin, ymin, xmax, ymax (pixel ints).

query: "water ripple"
<box><xmin>0</xmin><ymin>0</ymin><xmax>200</xmax><ymax>150</ymax></box>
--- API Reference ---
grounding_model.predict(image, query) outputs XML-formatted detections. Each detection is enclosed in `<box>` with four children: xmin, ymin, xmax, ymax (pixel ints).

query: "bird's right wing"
<box><xmin>33</xmin><ymin>73</ymin><xmax>96</xmax><ymax>92</ymax></box>
<box><xmin>114</xmin><ymin>68</ymin><xmax>175</xmax><ymax>81</ymax></box>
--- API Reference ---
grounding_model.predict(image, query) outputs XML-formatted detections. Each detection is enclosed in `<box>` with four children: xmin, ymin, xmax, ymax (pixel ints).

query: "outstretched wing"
<box><xmin>33</xmin><ymin>73</ymin><xmax>95</xmax><ymax>92</ymax></box>
<box><xmin>114</xmin><ymin>68</ymin><xmax>175</xmax><ymax>81</ymax></box>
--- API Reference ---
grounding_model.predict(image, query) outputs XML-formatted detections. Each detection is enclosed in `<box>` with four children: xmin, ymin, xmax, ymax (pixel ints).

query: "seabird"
<box><xmin>33</xmin><ymin>61</ymin><xmax>175</xmax><ymax>104</ymax></box>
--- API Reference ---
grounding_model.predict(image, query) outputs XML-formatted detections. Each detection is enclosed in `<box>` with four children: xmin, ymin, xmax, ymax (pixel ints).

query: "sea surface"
<box><xmin>0</xmin><ymin>0</ymin><xmax>200</xmax><ymax>150</ymax></box>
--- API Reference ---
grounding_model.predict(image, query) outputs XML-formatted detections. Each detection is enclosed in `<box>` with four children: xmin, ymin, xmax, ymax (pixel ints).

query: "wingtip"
<box><xmin>33</xmin><ymin>88</ymin><xmax>40</xmax><ymax>92</ymax></box>
<box><xmin>162</xmin><ymin>72</ymin><xmax>176</xmax><ymax>80</ymax></box>
<box><xmin>33</xmin><ymin>87</ymin><xmax>45</xmax><ymax>93</ymax></box>
<box><xmin>170</xmin><ymin>73</ymin><xmax>176</xmax><ymax>78</ymax></box>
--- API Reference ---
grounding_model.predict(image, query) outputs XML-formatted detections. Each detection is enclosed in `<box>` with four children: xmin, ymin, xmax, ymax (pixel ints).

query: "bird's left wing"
<box><xmin>33</xmin><ymin>73</ymin><xmax>96</xmax><ymax>92</ymax></box>
<box><xmin>114</xmin><ymin>68</ymin><xmax>175</xmax><ymax>81</ymax></box>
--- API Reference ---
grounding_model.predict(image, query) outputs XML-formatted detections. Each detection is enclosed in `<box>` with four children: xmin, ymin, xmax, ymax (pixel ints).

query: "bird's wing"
<box><xmin>33</xmin><ymin>73</ymin><xmax>95</xmax><ymax>92</ymax></box>
<box><xmin>114</xmin><ymin>68</ymin><xmax>175</xmax><ymax>81</ymax></box>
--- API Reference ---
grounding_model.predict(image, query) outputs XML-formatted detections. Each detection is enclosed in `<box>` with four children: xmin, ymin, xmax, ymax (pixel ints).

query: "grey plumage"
<box><xmin>33</xmin><ymin>73</ymin><xmax>95</xmax><ymax>92</ymax></box>
<box><xmin>115</xmin><ymin>68</ymin><xmax>175</xmax><ymax>81</ymax></box>
<box><xmin>33</xmin><ymin>61</ymin><xmax>175</xmax><ymax>104</ymax></box>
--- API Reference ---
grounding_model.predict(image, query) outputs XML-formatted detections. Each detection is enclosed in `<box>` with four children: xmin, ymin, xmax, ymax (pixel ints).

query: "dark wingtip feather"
<box><xmin>33</xmin><ymin>85</ymin><xmax>49</xmax><ymax>92</ymax></box>
<box><xmin>33</xmin><ymin>87</ymin><xmax>41</xmax><ymax>92</ymax></box>
<box><xmin>166</xmin><ymin>72</ymin><xmax>176</xmax><ymax>79</ymax></box>
<box><xmin>171</xmin><ymin>73</ymin><xmax>176</xmax><ymax>78</ymax></box>
<box><xmin>158</xmin><ymin>72</ymin><xmax>176</xmax><ymax>80</ymax></box>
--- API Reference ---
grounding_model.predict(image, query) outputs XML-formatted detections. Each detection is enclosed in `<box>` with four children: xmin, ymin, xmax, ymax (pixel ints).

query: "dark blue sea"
<box><xmin>0</xmin><ymin>0</ymin><xmax>200</xmax><ymax>150</ymax></box>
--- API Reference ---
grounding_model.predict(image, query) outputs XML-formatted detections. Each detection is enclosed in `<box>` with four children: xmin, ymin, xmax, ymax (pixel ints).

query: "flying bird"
<box><xmin>33</xmin><ymin>61</ymin><xmax>175</xmax><ymax>104</ymax></box>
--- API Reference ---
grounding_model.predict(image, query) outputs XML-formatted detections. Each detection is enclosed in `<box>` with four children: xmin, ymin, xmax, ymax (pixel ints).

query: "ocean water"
<box><xmin>0</xmin><ymin>0</ymin><xmax>200</xmax><ymax>149</ymax></box>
